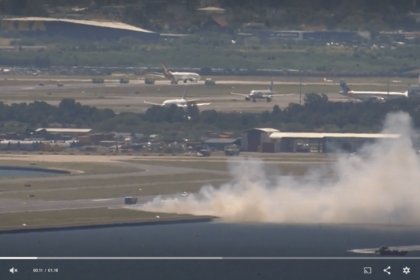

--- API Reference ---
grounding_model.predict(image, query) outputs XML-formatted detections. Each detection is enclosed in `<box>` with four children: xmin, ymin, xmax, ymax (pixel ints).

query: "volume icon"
<box><xmin>9</xmin><ymin>267</ymin><xmax>18</xmax><ymax>274</ymax></box>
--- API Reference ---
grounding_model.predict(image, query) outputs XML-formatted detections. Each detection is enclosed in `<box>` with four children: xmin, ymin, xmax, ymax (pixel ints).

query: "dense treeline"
<box><xmin>3</xmin><ymin>0</ymin><xmax>418</xmax><ymax>13</ymax></box>
<box><xmin>2</xmin><ymin>94</ymin><xmax>420</xmax><ymax>138</ymax></box>
<box><xmin>221</xmin><ymin>0</ymin><xmax>419</xmax><ymax>12</ymax></box>
<box><xmin>1</xmin><ymin>0</ymin><xmax>419</xmax><ymax>32</ymax></box>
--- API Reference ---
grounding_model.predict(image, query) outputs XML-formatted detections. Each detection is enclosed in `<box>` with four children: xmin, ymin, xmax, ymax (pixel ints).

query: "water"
<box><xmin>1</xmin><ymin>222</ymin><xmax>419</xmax><ymax>279</ymax></box>
<box><xmin>0</xmin><ymin>169</ymin><xmax>59</xmax><ymax>178</ymax></box>
<box><xmin>2</xmin><ymin>222</ymin><xmax>420</xmax><ymax>257</ymax></box>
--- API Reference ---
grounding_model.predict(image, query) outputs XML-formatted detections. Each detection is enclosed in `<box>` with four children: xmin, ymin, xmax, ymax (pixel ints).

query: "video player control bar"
<box><xmin>2</xmin><ymin>257</ymin><xmax>420</xmax><ymax>260</ymax></box>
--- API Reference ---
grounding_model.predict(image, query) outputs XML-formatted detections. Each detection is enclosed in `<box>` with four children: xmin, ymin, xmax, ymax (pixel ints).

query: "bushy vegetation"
<box><xmin>3</xmin><ymin>0</ymin><xmax>420</xmax><ymax>32</ymax></box>
<box><xmin>3</xmin><ymin>34</ymin><xmax>420</xmax><ymax>74</ymax></box>
<box><xmin>3</xmin><ymin>95</ymin><xmax>420</xmax><ymax>139</ymax></box>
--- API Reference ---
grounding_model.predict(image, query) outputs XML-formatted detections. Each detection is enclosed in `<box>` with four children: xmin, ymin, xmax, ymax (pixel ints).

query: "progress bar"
<box><xmin>1</xmin><ymin>257</ymin><xmax>420</xmax><ymax>260</ymax></box>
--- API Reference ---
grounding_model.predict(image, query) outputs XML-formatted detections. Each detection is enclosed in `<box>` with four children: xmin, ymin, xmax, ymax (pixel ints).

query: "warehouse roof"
<box><xmin>243</xmin><ymin>128</ymin><xmax>280</xmax><ymax>133</ymax></box>
<box><xmin>35</xmin><ymin>128</ymin><xmax>92</xmax><ymax>133</ymax></box>
<box><xmin>4</xmin><ymin>17</ymin><xmax>157</xmax><ymax>33</ymax></box>
<box><xmin>270</xmin><ymin>132</ymin><xmax>401</xmax><ymax>139</ymax></box>
<box><xmin>204</xmin><ymin>138</ymin><xmax>240</xmax><ymax>144</ymax></box>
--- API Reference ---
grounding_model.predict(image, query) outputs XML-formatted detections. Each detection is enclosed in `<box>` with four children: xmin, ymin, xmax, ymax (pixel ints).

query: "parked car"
<box><xmin>194</xmin><ymin>145</ymin><xmax>212</xmax><ymax>157</ymax></box>
<box><xmin>225</xmin><ymin>144</ymin><xmax>240</xmax><ymax>156</ymax></box>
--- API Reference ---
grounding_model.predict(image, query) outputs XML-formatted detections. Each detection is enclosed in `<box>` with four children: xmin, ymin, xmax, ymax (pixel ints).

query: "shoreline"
<box><xmin>0</xmin><ymin>216</ymin><xmax>216</xmax><ymax>234</ymax></box>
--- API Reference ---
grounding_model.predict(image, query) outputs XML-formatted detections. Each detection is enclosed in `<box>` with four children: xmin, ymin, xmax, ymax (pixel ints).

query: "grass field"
<box><xmin>124</xmin><ymin>159</ymin><xmax>334</xmax><ymax>173</ymax></box>
<box><xmin>0</xmin><ymin>172</ymin><xmax>225</xmax><ymax>192</ymax></box>
<box><xmin>0</xmin><ymin>83</ymin><xmax>409</xmax><ymax>98</ymax></box>
<box><xmin>0</xmin><ymin>155</ymin><xmax>336</xmax><ymax>201</ymax></box>
<box><xmin>0</xmin><ymin>181</ymin><xmax>224</xmax><ymax>200</ymax></box>
<box><xmin>0</xmin><ymin>154</ymin><xmax>336</xmax><ymax>229</ymax></box>
<box><xmin>0</xmin><ymin>207</ymin><xmax>195</xmax><ymax>230</ymax></box>
<box><xmin>4</xmin><ymin>39</ymin><xmax>420</xmax><ymax>71</ymax></box>
<box><xmin>0</xmin><ymin>160</ymin><xmax>141</xmax><ymax>175</ymax></box>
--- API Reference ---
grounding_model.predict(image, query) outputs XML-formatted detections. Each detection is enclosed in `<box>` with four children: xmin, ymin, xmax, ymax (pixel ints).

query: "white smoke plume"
<box><xmin>136</xmin><ymin>112</ymin><xmax>420</xmax><ymax>225</ymax></box>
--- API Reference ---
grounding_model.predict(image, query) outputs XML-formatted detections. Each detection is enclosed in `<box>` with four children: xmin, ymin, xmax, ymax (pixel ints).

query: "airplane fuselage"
<box><xmin>340</xmin><ymin>90</ymin><xmax>408</xmax><ymax>102</ymax></box>
<box><xmin>161</xmin><ymin>61</ymin><xmax>201</xmax><ymax>84</ymax></box>
<box><xmin>170</xmin><ymin>72</ymin><xmax>201</xmax><ymax>84</ymax></box>
<box><xmin>162</xmin><ymin>99</ymin><xmax>188</xmax><ymax>107</ymax></box>
<box><xmin>246</xmin><ymin>90</ymin><xmax>275</xmax><ymax>102</ymax></box>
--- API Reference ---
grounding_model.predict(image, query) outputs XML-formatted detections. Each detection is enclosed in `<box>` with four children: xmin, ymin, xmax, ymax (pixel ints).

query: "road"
<box><xmin>0</xmin><ymin>194</ymin><xmax>179</xmax><ymax>214</ymax></box>
<box><xmin>0</xmin><ymin>76</ymin><xmax>409</xmax><ymax>93</ymax></box>
<box><xmin>0</xmin><ymin>78</ymin><xmax>407</xmax><ymax>87</ymax></box>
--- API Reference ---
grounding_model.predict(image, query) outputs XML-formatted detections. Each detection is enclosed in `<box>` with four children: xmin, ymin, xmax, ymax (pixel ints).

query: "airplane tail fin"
<box><xmin>161</xmin><ymin>60</ymin><xmax>173</xmax><ymax>79</ymax></box>
<box><xmin>339</xmin><ymin>80</ymin><xmax>350</xmax><ymax>94</ymax></box>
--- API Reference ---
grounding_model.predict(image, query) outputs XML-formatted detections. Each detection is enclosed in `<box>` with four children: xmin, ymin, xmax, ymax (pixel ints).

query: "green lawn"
<box><xmin>0</xmin><ymin>181</ymin><xmax>223</xmax><ymax>200</ymax></box>
<box><xmin>125</xmin><ymin>159</ymin><xmax>333</xmax><ymax>174</ymax></box>
<box><xmin>0</xmin><ymin>160</ymin><xmax>141</xmax><ymax>176</ymax></box>
<box><xmin>0</xmin><ymin>207</ymin><xmax>198</xmax><ymax>230</ymax></box>
<box><xmin>0</xmin><ymin>172</ymin><xmax>226</xmax><ymax>192</ymax></box>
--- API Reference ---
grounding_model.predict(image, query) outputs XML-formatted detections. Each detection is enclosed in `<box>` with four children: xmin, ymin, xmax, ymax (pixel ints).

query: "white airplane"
<box><xmin>149</xmin><ymin>61</ymin><xmax>201</xmax><ymax>84</ymax></box>
<box><xmin>231</xmin><ymin>81</ymin><xmax>292</xmax><ymax>102</ymax></box>
<box><xmin>143</xmin><ymin>87</ymin><xmax>211</xmax><ymax>109</ymax></box>
<box><xmin>339</xmin><ymin>80</ymin><xmax>408</xmax><ymax>102</ymax></box>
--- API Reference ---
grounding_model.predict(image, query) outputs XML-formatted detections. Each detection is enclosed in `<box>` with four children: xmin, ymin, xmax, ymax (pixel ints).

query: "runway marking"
<box><xmin>91</xmin><ymin>199</ymin><xmax>113</xmax><ymax>202</ymax></box>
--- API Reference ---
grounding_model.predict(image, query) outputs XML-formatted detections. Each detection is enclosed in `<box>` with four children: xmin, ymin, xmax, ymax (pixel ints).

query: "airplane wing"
<box><xmin>339</xmin><ymin>95</ymin><xmax>363</xmax><ymax>102</ymax></box>
<box><xmin>144</xmin><ymin>101</ymin><xmax>162</xmax><ymax>106</ymax></box>
<box><xmin>272</xmin><ymin>93</ymin><xmax>296</xmax><ymax>97</ymax></box>
<box><xmin>231</xmin><ymin>92</ymin><xmax>248</xmax><ymax>97</ymax></box>
<box><xmin>147</xmin><ymin>72</ymin><xmax>165</xmax><ymax>78</ymax></box>
<box><xmin>183</xmin><ymin>102</ymin><xmax>211</xmax><ymax>107</ymax></box>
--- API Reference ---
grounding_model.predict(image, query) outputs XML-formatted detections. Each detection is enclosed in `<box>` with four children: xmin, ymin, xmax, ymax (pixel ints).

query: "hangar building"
<box><xmin>241</xmin><ymin>128</ymin><xmax>279</xmax><ymax>152</ymax></box>
<box><xmin>0</xmin><ymin>17</ymin><xmax>159</xmax><ymax>41</ymax></box>
<box><xmin>268</xmin><ymin>132</ymin><xmax>401</xmax><ymax>153</ymax></box>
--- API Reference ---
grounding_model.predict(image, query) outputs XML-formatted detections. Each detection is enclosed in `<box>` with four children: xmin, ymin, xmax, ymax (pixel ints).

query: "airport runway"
<box><xmin>0</xmin><ymin>78</ymin><xmax>405</xmax><ymax>93</ymax></box>
<box><xmin>0</xmin><ymin>194</ymin><xmax>178</xmax><ymax>214</ymax></box>
<box><xmin>0</xmin><ymin>77</ymin><xmax>403</xmax><ymax>87</ymax></box>
<box><xmin>1</xmin><ymin>76</ymin><xmax>405</xmax><ymax>113</ymax></box>
<box><xmin>0</xmin><ymin>154</ymin><xmax>335</xmax><ymax>215</ymax></box>
<box><xmin>0</xmin><ymin>91</ymin><xmax>349</xmax><ymax>113</ymax></box>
